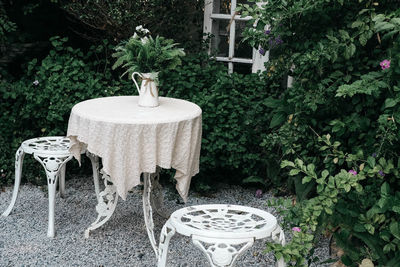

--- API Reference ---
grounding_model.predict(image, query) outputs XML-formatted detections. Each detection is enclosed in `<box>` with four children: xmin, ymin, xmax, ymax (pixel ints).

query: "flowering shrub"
<box><xmin>239</xmin><ymin>0</ymin><xmax>400</xmax><ymax>265</ymax></box>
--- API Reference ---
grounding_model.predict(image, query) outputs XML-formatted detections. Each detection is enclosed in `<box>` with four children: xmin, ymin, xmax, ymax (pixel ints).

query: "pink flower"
<box><xmin>292</xmin><ymin>227</ymin><xmax>301</xmax><ymax>232</ymax></box>
<box><xmin>380</xmin><ymin>59</ymin><xmax>391</xmax><ymax>70</ymax></box>
<box><xmin>348</xmin><ymin>170</ymin><xmax>357</xmax><ymax>176</ymax></box>
<box><xmin>255</xmin><ymin>189</ymin><xmax>263</xmax><ymax>198</ymax></box>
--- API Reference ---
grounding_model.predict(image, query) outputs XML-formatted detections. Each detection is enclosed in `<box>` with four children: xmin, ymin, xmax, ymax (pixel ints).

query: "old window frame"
<box><xmin>203</xmin><ymin>0</ymin><xmax>268</xmax><ymax>73</ymax></box>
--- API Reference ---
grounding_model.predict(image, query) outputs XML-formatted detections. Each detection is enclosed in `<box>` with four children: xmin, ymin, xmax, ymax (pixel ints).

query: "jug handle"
<box><xmin>132</xmin><ymin>72</ymin><xmax>142</xmax><ymax>95</ymax></box>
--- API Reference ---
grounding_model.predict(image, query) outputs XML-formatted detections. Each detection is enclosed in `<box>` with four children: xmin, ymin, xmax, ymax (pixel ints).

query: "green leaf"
<box><xmin>289</xmin><ymin>169</ymin><xmax>301</xmax><ymax>176</ymax></box>
<box><xmin>351</xmin><ymin>21</ymin><xmax>363</xmax><ymax>28</ymax></box>
<box><xmin>325</xmin><ymin>207</ymin><xmax>333</xmax><ymax>215</ymax></box>
<box><xmin>321</xmin><ymin>170</ymin><xmax>329</xmax><ymax>179</ymax></box>
<box><xmin>384</xmin><ymin>98</ymin><xmax>398</xmax><ymax>109</ymax></box>
<box><xmin>393</xmin><ymin>206</ymin><xmax>400</xmax><ymax>214</ymax></box>
<box><xmin>367</xmin><ymin>156</ymin><xmax>376</xmax><ymax>167</ymax></box>
<box><xmin>344</xmin><ymin>184</ymin><xmax>351</xmax><ymax>192</ymax></box>
<box><xmin>269</xmin><ymin>113</ymin><xmax>286</xmax><ymax>128</ymax></box>
<box><xmin>281</xmin><ymin>160</ymin><xmax>295</xmax><ymax>168</ymax></box>
<box><xmin>390</xmin><ymin>221</ymin><xmax>400</xmax><ymax>240</ymax></box>
<box><xmin>302</xmin><ymin>176</ymin><xmax>312</xmax><ymax>184</ymax></box>
<box><xmin>381</xmin><ymin>182</ymin><xmax>390</xmax><ymax>195</ymax></box>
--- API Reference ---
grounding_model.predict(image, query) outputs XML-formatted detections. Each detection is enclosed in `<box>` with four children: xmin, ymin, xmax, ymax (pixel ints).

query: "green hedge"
<box><xmin>0</xmin><ymin>38</ymin><xmax>281</xmax><ymax>189</ymax></box>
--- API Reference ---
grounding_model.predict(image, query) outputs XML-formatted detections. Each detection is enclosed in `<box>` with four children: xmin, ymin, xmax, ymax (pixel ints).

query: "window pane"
<box><xmin>234</xmin><ymin>20</ymin><xmax>252</xmax><ymax>59</ymax></box>
<box><xmin>210</xmin><ymin>19</ymin><xmax>229</xmax><ymax>57</ymax></box>
<box><xmin>218</xmin><ymin>0</ymin><xmax>231</xmax><ymax>14</ymax></box>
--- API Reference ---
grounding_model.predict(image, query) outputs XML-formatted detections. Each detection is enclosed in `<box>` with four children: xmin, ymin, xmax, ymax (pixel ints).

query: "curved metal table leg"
<box><xmin>84</xmin><ymin>170</ymin><xmax>118</xmax><ymax>238</ymax></box>
<box><xmin>86</xmin><ymin>151</ymin><xmax>101</xmax><ymax>203</ymax></box>
<box><xmin>150</xmin><ymin>168</ymin><xmax>170</xmax><ymax>219</ymax></box>
<box><xmin>143</xmin><ymin>172</ymin><xmax>159</xmax><ymax>256</ymax></box>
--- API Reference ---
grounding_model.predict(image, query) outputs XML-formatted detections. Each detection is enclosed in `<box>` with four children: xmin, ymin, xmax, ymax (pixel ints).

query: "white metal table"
<box><xmin>66</xmin><ymin>96</ymin><xmax>202</xmax><ymax>255</ymax></box>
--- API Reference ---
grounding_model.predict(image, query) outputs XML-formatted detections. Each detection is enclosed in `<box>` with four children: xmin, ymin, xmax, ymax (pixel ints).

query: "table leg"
<box><xmin>143</xmin><ymin>172</ymin><xmax>159</xmax><ymax>257</ymax></box>
<box><xmin>150</xmin><ymin>167</ymin><xmax>170</xmax><ymax>219</ymax></box>
<box><xmin>86</xmin><ymin>151</ymin><xmax>101</xmax><ymax>203</ymax></box>
<box><xmin>84</xmin><ymin>170</ymin><xmax>118</xmax><ymax>238</ymax></box>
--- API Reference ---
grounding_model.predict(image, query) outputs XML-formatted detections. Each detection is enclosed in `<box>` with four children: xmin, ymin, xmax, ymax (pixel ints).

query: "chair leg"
<box><xmin>34</xmin><ymin>153</ymin><xmax>72</xmax><ymax>238</ymax></box>
<box><xmin>191</xmin><ymin>237</ymin><xmax>254</xmax><ymax>267</ymax></box>
<box><xmin>271</xmin><ymin>225</ymin><xmax>286</xmax><ymax>267</ymax></box>
<box><xmin>47</xmin><ymin>173</ymin><xmax>57</xmax><ymax>238</ymax></box>
<box><xmin>157</xmin><ymin>220</ymin><xmax>176</xmax><ymax>267</ymax></box>
<box><xmin>2</xmin><ymin>147</ymin><xmax>25</xmax><ymax>217</ymax></box>
<box><xmin>86</xmin><ymin>151</ymin><xmax>100</xmax><ymax>202</ymax></box>
<box><xmin>59</xmin><ymin>164</ymin><xmax>66</xmax><ymax>198</ymax></box>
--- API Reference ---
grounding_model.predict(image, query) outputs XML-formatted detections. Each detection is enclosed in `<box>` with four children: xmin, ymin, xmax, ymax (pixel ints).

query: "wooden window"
<box><xmin>203</xmin><ymin>0</ymin><xmax>268</xmax><ymax>73</ymax></box>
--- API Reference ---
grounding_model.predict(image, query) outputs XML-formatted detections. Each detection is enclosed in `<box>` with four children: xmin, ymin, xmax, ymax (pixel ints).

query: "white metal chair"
<box><xmin>1</xmin><ymin>136</ymin><xmax>100</xmax><ymax>237</ymax></box>
<box><xmin>157</xmin><ymin>204</ymin><xmax>286</xmax><ymax>267</ymax></box>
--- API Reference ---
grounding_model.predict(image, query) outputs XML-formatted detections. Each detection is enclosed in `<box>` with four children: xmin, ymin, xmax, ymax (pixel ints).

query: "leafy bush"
<box><xmin>0</xmin><ymin>36</ymin><xmax>130</xmax><ymax>185</ymax></box>
<box><xmin>160</xmin><ymin>53</ymin><xmax>283</xmax><ymax>189</ymax></box>
<box><xmin>1</xmin><ymin>37</ymin><xmax>282</xmax><ymax>191</ymax></box>
<box><xmin>269</xmin><ymin>136</ymin><xmax>400</xmax><ymax>266</ymax></box>
<box><xmin>239</xmin><ymin>0</ymin><xmax>400</xmax><ymax>265</ymax></box>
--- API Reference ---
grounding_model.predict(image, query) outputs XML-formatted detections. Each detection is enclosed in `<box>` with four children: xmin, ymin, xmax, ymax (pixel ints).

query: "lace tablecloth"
<box><xmin>67</xmin><ymin>96</ymin><xmax>202</xmax><ymax>202</ymax></box>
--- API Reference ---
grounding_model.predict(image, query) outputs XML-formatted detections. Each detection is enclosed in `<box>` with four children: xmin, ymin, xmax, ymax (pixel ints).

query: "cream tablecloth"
<box><xmin>67</xmin><ymin>96</ymin><xmax>202</xmax><ymax>202</ymax></box>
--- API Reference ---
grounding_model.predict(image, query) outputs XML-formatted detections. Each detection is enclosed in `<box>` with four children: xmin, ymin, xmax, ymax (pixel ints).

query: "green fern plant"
<box><xmin>112</xmin><ymin>26</ymin><xmax>185</xmax><ymax>77</ymax></box>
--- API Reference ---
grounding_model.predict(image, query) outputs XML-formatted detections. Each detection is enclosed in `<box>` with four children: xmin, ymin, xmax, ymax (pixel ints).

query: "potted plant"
<box><xmin>112</xmin><ymin>25</ymin><xmax>185</xmax><ymax>107</ymax></box>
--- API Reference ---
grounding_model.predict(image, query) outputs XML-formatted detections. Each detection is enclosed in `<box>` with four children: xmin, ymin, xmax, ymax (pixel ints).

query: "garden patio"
<box><xmin>1</xmin><ymin>1</ymin><xmax>400</xmax><ymax>266</ymax></box>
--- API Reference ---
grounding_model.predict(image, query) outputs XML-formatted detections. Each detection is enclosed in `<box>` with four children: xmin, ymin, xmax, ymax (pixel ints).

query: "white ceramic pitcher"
<box><xmin>132</xmin><ymin>72</ymin><xmax>159</xmax><ymax>107</ymax></box>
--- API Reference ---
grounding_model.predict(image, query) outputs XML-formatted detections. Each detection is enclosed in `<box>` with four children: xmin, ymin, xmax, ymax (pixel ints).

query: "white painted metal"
<box><xmin>59</xmin><ymin>164</ymin><xmax>66</xmax><ymax>198</ymax></box>
<box><xmin>158</xmin><ymin>204</ymin><xmax>286</xmax><ymax>267</ymax></box>
<box><xmin>84</xmin><ymin>167</ymin><xmax>168</xmax><ymax>256</ymax></box>
<box><xmin>34</xmin><ymin>152</ymin><xmax>73</xmax><ymax>237</ymax></box>
<box><xmin>1</xmin><ymin>147</ymin><xmax>25</xmax><ymax>217</ymax></box>
<box><xmin>142</xmin><ymin>169</ymin><xmax>171</xmax><ymax>257</ymax></box>
<box><xmin>2</xmin><ymin>136</ymin><xmax>100</xmax><ymax>238</ymax></box>
<box><xmin>84</xmin><ymin>170</ymin><xmax>118</xmax><ymax>238</ymax></box>
<box><xmin>86</xmin><ymin>151</ymin><xmax>101</xmax><ymax>202</ymax></box>
<box><xmin>143</xmin><ymin>172</ymin><xmax>158</xmax><ymax>256</ymax></box>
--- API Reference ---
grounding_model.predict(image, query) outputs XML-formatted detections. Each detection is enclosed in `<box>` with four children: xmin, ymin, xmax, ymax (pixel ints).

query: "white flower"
<box><xmin>33</xmin><ymin>80</ymin><xmax>39</xmax><ymax>86</ymax></box>
<box><xmin>133</xmin><ymin>32</ymin><xmax>138</xmax><ymax>39</ymax></box>
<box><xmin>141</xmin><ymin>37</ymin><xmax>149</xmax><ymax>44</ymax></box>
<box><xmin>135</xmin><ymin>25</ymin><xmax>150</xmax><ymax>34</ymax></box>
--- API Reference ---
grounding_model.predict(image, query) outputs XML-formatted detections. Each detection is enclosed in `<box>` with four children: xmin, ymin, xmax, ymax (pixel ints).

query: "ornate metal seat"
<box><xmin>157</xmin><ymin>204</ymin><xmax>286</xmax><ymax>267</ymax></box>
<box><xmin>1</xmin><ymin>136</ymin><xmax>100</xmax><ymax>238</ymax></box>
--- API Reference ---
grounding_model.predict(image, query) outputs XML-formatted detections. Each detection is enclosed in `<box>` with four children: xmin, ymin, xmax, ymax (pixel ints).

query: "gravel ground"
<box><xmin>0</xmin><ymin>175</ymin><xmax>332</xmax><ymax>266</ymax></box>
